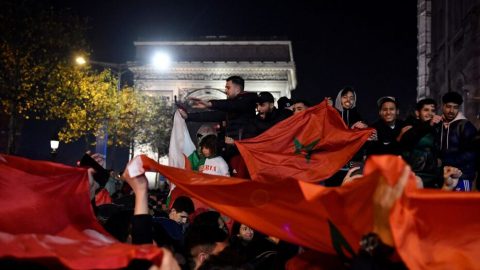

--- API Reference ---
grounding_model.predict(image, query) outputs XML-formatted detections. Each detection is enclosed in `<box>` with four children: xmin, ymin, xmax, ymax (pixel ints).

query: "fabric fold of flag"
<box><xmin>391</xmin><ymin>177</ymin><xmax>480</xmax><ymax>270</ymax></box>
<box><xmin>235</xmin><ymin>100</ymin><xmax>373</xmax><ymax>183</ymax></box>
<box><xmin>0</xmin><ymin>155</ymin><xmax>163</xmax><ymax>269</ymax></box>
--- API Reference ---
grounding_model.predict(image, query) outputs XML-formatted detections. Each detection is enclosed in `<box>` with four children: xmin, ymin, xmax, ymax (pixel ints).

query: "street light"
<box><xmin>50</xmin><ymin>139</ymin><xmax>59</xmax><ymax>152</ymax></box>
<box><xmin>75</xmin><ymin>56</ymin><xmax>87</xmax><ymax>65</ymax></box>
<box><xmin>50</xmin><ymin>138</ymin><xmax>59</xmax><ymax>160</ymax></box>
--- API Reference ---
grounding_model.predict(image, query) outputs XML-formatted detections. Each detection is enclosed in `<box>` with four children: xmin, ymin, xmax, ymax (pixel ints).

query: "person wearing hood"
<box><xmin>438</xmin><ymin>91</ymin><xmax>477</xmax><ymax>191</ymax></box>
<box><xmin>324</xmin><ymin>87</ymin><xmax>368</xmax><ymax>187</ymax></box>
<box><xmin>329</xmin><ymin>86</ymin><xmax>367</xmax><ymax>129</ymax></box>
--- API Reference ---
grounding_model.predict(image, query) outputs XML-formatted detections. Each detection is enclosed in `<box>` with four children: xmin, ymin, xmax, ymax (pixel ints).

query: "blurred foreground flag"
<box><xmin>0</xmin><ymin>155</ymin><xmax>163</xmax><ymax>269</ymax></box>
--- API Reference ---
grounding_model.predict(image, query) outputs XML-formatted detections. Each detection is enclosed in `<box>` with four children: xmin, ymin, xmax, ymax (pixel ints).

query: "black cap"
<box><xmin>278</xmin><ymin>96</ymin><xmax>292</xmax><ymax>109</ymax></box>
<box><xmin>257</xmin><ymin>92</ymin><xmax>274</xmax><ymax>104</ymax></box>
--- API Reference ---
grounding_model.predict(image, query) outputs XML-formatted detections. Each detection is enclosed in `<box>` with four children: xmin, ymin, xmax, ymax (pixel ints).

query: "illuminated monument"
<box><xmin>130</xmin><ymin>37</ymin><xmax>297</xmax><ymax>104</ymax></box>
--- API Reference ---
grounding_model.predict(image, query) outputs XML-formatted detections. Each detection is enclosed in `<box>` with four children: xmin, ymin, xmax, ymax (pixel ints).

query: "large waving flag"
<box><xmin>0</xmin><ymin>155</ymin><xmax>163</xmax><ymax>269</ymax></box>
<box><xmin>235</xmin><ymin>100</ymin><xmax>373</xmax><ymax>183</ymax></box>
<box><xmin>128</xmin><ymin>154</ymin><xmax>480</xmax><ymax>269</ymax></box>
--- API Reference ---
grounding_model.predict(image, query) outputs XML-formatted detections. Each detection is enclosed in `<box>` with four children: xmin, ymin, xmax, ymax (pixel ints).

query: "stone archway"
<box><xmin>184</xmin><ymin>87</ymin><xmax>226</xmax><ymax>102</ymax></box>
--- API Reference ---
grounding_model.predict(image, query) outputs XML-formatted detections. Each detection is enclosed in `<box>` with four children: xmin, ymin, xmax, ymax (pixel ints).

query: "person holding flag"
<box><xmin>178</xmin><ymin>75</ymin><xmax>257</xmax><ymax>178</ymax></box>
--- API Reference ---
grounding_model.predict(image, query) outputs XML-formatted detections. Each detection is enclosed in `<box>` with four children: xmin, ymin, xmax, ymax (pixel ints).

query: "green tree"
<box><xmin>51</xmin><ymin>69</ymin><xmax>118</xmax><ymax>148</ymax></box>
<box><xmin>0</xmin><ymin>0</ymin><xmax>88</xmax><ymax>153</ymax></box>
<box><xmin>112</xmin><ymin>91</ymin><xmax>173</xmax><ymax>160</ymax></box>
<box><xmin>53</xmin><ymin>75</ymin><xmax>174</xmax><ymax>160</ymax></box>
<box><xmin>134</xmin><ymin>96</ymin><xmax>173</xmax><ymax>160</ymax></box>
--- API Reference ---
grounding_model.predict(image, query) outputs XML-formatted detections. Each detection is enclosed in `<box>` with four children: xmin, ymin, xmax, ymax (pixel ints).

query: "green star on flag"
<box><xmin>294</xmin><ymin>137</ymin><xmax>320</xmax><ymax>163</ymax></box>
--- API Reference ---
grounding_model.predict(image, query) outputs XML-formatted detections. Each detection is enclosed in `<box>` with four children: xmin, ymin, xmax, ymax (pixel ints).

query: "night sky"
<box><xmin>49</xmin><ymin>0</ymin><xmax>418</xmax><ymax>122</ymax></box>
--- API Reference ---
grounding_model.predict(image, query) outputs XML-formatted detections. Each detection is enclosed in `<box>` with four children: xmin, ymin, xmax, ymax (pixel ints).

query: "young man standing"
<box><xmin>367</xmin><ymin>96</ymin><xmax>405</xmax><ymax>156</ymax></box>
<box><xmin>398</xmin><ymin>98</ymin><xmax>442</xmax><ymax>188</ymax></box>
<box><xmin>438</xmin><ymin>92</ymin><xmax>477</xmax><ymax>191</ymax></box>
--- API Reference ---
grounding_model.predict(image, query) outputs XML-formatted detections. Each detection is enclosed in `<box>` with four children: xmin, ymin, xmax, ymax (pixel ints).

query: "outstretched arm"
<box><xmin>122</xmin><ymin>163</ymin><xmax>152</xmax><ymax>244</ymax></box>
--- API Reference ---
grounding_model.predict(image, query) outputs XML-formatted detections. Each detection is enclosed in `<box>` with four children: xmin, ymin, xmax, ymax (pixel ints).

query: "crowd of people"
<box><xmin>177</xmin><ymin>76</ymin><xmax>478</xmax><ymax>192</ymax></box>
<box><xmin>9</xmin><ymin>75</ymin><xmax>478</xmax><ymax>269</ymax></box>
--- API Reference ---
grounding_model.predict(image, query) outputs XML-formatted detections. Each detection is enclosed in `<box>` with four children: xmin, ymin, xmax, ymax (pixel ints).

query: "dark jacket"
<box><xmin>187</xmin><ymin>91</ymin><xmax>258</xmax><ymax>140</ymax></box>
<box><xmin>367</xmin><ymin>119</ymin><xmax>405</xmax><ymax>156</ymax></box>
<box><xmin>399</xmin><ymin>118</ymin><xmax>442</xmax><ymax>188</ymax></box>
<box><xmin>245</xmin><ymin>107</ymin><xmax>292</xmax><ymax>137</ymax></box>
<box><xmin>439</xmin><ymin>113</ymin><xmax>477</xmax><ymax>180</ymax></box>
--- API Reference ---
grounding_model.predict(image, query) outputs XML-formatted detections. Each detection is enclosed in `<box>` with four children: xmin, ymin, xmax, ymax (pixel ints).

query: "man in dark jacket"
<box><xmin>398</xmin><ymin>98</ymin><xmax>442</xmax><ymax>188</ymax></box>
<box><xmin>367</xmin><ymin>96</ymin><xmax>405</xmax><ymax>156</ymax></box>
<box><xmin>438</xmin><ymin>92</ymin><xmax>477</xmax><ymax>191</ymax></box>
<box><xmin>179</xmin><ymin>76</ymin><xmax>257</xmax><ymax>178</ymax></box>
<box><xmin>245</xmin><ymin>92</ymin><xmax>292</xmax><ymax>136</ymax></box>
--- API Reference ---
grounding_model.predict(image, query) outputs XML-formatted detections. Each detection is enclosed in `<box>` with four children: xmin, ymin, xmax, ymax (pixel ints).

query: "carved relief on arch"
<box><xmin>180</xmin><ymin>88</ymin><xmax>227</xmax><ymax>102</ymax></box>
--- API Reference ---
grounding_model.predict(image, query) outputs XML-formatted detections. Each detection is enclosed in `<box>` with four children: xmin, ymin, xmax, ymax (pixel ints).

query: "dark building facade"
<box><xmin>418</xmin><ymin>0</ymin><xmax>480</xmax><ymax>127</ymax></box>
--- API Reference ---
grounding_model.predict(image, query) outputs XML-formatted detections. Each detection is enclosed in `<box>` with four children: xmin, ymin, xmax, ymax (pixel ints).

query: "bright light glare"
<box><xmin>50</xmin><ymin>140</ymin><xmax>60</xmax><ymax>150</ymax></box>
<box><xmin>152</xmin><ymin>52</ymin><xmax>171</xmax><ymax>70</ymax></box>
<box><xmin>75</xmin><ymin>56</ymin><xmax>87</xmax><ymax>65</ymax></box>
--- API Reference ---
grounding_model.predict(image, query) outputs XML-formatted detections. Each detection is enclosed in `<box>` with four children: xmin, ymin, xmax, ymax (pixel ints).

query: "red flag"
<box><xmin>127</xmin><ymin>155</ymin><xmax>401</xmax><ymax>256</ymax></box>
<box><xmin>235</xmin><ymin>100</ymin><xmax>373</xmax><ymax>182</ymax></box>
<box><xmin>95</xmin><ymin>188</ymin><xmax>112</xmax><ymax>206</ymax></box>
<box><xmin>129</xmin><ymin>155</ymin><xmax>480</xmax><ymax>269</ymax></box>
<box><xmin>391</xmin><ymin>179</ymin><xmax>480</xmax><ymax>269</ymax></box>
<box><xmin>0</xmin><ymin>155</ymin><xmax>163</xmax><ymax>269</ymax></box>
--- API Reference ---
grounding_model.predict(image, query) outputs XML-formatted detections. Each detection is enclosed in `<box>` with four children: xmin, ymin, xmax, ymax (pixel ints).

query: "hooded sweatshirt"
<box><xmin>334</xmin><ymin>89</ymin><xmax>363</xmax><ymax>128</ymax></box>
<box><xmin>439</xmin><ymin>112</ymin><xmax>477</xmax><ymax>180</ymax></box>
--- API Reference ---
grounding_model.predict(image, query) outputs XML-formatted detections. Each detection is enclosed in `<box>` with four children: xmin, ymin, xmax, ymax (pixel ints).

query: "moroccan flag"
<box><xmin>128</xmin><ymin>155</ymin><xmax>480</xmax><ymax>269</ymax></box>
<box><xmin>0</xmin><ymin>155</ymin><xmax>163</xmax><ymax>269</ymax></box>
<box><xmin>235</xmin><ymin>100</ymin><xmax>373</xmax><ymax>183</ymax></box>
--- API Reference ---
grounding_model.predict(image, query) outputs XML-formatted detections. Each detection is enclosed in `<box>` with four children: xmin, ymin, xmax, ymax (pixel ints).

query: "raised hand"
<box><xmin>342</xmin><ymin>166</ymin><xmax>363</xmax><ymax>185</ymax></box>
<box><xmin>442</xmin><ymin>166</ymin><xmax>462</xmax><ymax>191</ymax></box>
<box><xmin>189</xmin><ymin>97</ymin><xmax>212</xmax><ymax>109</ymax></box>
